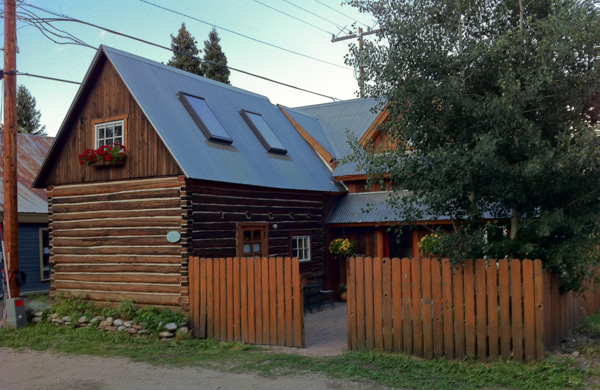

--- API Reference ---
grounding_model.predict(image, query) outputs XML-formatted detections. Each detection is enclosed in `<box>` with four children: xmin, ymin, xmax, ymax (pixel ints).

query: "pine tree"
<box><xmin>167</xmin><ymin>23</ymin><xmax>203</xmax><ymax>77</ymax></box>
<box><xmin>16</xmin><ymin>85</ymin><xmax>46</xmax><ymax>136</ymax></box>
<box><xmin>201</xmin><ymin>28</ymin><xmax>230</xmax><ymax>84</ymax></box>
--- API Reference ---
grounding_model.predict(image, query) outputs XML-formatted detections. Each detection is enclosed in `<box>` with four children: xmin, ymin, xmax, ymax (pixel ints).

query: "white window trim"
<box><xmin>95</xmin><ymin>119</ymin><xmax>125</xmax><ymax>148</ymax></box>
<box><xmin>292</xmin><ymin>235</ymin><xmax>311</xmax><ymax>262</ymax></box>
<box><xmin>39</xmin><ymin>228</ymin><xmax>50</xmax><ymax>282</ymax></box>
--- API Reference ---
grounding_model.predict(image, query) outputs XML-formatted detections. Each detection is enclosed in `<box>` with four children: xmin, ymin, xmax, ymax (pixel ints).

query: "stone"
<box><xmin>137</xmin><ymin>330</ymin><xmax>149</xmax><ymax>335</ymax></box>
<box><xmin>54</xmin><ymin>319</ymin><xmax>64</xmax><ymax>325</ymax></box>
<box><xmin>179</xmin><ymin>321</ymin><xmax>188</xmax><ymax>327</ymax></box>
<box><xmin>117</xmin><ymin>326</ymin><xmax>126</xmax><ymax>331</ymax></box>
<box><xmin>178</xmin><ymin>326</ymin><xmax>189</xmax><ymax>334</ymax></box>
<box><xmin>105</xmin><ymin>325</ymin><xmax>118</xmax><ymax>332</ymax></box>
<box><xmin>52</xmin><ymin>313</ymin><xmax>59</xmax><ymax>320</ymax></box>
<box><xmin>64</xmin><ymin>322</ymin><xmax>71</xmax><ymax>327</ymax></box>
<box><xmin>128</xmin><ymin>328</ymin><xmax>138</xmax><ymax>334</ymax></box>
<box><xmin>78</xmin><ymin>316</ymin><xmax>87</xmax><ymax>324</ymax></box>
<box><xmin>78</xmin><ymin>323</ymin><xmax>89</xmax><ymax>328</ymax></box>
<box><xmin>105</xmin><ymin>317</ymin><xmax>113</xmax><ymax>325</ymax></box>
<box><xmin>132</xmin><ymin>324</ymin><xmax>144</xmax><ymax>330</ymax></box>
<box><xmin>159</xmin><ymin>331</ymin><xmax>175</xmax><ymax>338</ymax></box>
<box><xmin>113</xmin><ymin>319</ymin><xmax>124</xmax><ymax>326</ymax></box>
<box><xmin>34</xmin><ymin>312</ymin><xmax>43</xmax><ymax>317</ymax></box>
<box><xmin>90</xmin><ymin>318</ymin><xmax>100</xmax><ymax>324</ymax></box>
<box><xmin>572</xmin><ymin>351</ymin><xmax>580</xmax><ymax>358</ymax></box>
<box><xmin>164</xmin><ymin>322</ymin><xmax>178</xmax><ymax>331</ymax></box>
<box><xmin>99</xmin><ymin>321</ymin><xmax>108</xmax><ymax>328</ymax></box>
<box><xmin>124</xmin><ymin>321</ymin><xmax>133</xmax><ymax>328</ymax></box>
<box><xmin>62</xmin><ymin>316</ymin><xmax>71</xmax><ymax>322</ymax></box>
<box><xmin>32</xmin><ymin>317</ymin><xmax>40</xmax><ymax>323</ymax></box>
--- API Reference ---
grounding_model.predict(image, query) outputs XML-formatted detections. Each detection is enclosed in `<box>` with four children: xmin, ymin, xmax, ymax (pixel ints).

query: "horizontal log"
<box><xmin>50</xmin><ymin>188</ymin><xmax>181</xmax><ymax>205</ymax></box>
<box><xmin>54</xmin><ymin>263</ymin><xmax>181</xmax><ymax>273</ymax></box>
<box><xmin>190</xmin><ymin>212</ymin><xmax>317</xmax><ymax>223</ymax></box>
<box><xmin>51</xmin><ymin>208</ymin><xmax>182</xmax><ymax>221</ymax></box>
<box><xmin>53</xmin><ymin>246</ymin><xmax>183</xmax><ymax>256</ymax></box>
<box><xmin>52</xmin><ymin>227</ymin><xmax>178</xmax><ymax>238</ymax></box>
<box><xmin>190</xmin><ymin>193</ymin><xmax>323</xmax><ymax>207</ymax></box>
<box><xmin>187</xmin><ymin>182</ymin><xmax>324</xmax><ymax>202</ymax></box>
<box><xmin>52</xmin><ymin>217</ymin><xmax>183</xmax><ymax>229</ymax></box>
<box><xmin>191</xmin><ymin>203</ymin><xmax>324</xmax><ymax>215</ymax></box>
<box><xmin>54</xmin><ymin>281</ymin><xmax>181</xmax><ymax>294</ymax></box>
<box><xmin>53</xmin><ymin>236</ymin><xmax>182</xmax><ymax>247</ymax></box>
<box><xmin>52</xmin><ymin>198</ymin><xmax>181</xmax><ymax>214</ymax></box>
<box><xmin>56</xmin><ymin>289</ymin><xmax>180</xmax><ymax>306</ymax></box>
<box><xmin>52</xmin><ymin>255</ymin><xmax>183</xmax><ymax>264</ymax></box>
<box><xmin>49</xmin><ymin>177</ymin><xmax>182</xmax><ymax>197</ymax></box>
<box><xmin>54</xmin><ymin>271</ymin><xmax>180</xmax><ymax>284</ymax></box>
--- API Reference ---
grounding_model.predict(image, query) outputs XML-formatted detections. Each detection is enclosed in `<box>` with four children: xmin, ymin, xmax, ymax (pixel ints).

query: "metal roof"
<box><xmin>327</xmin><ymin>191</ymin><xmax>399</xmax><ymax>224</ymax></box>
<box><xmin>293</xmin><ymin>98</ymin><xmax>383</xmax><ymax>176</ymax></box>
<box><xmin>0</xmin><ymin>133</ymin><xmax>52</xmax><ymax>215</ymax></box>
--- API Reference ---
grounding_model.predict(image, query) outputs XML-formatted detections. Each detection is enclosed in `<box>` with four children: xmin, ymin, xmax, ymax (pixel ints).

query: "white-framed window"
<box><xmin>39</xmin><ymin>228</ymin><xmax>50</xmax><ymax>281</ymax></box>
<box><xmin>291</xmin><ymin>235</ymin><xmax>311</xmax><ymax>262</ymax></box>
<box><xmin>95</xmin><ymin>120</ymin><xmax>124</xmax><ymax>148</ymax></box>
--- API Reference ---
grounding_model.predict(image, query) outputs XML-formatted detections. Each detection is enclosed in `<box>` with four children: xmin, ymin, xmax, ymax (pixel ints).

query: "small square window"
<box><xmin>95</xmin><ymin>120</ymin><xmax>125</xmax><ymax>148</ymax></box>
<box><xmin>179</xmin><ymin>92</ymin><xmax>233</xmax><ymax>145</ymax></box>
<box><xmin>292</xmin><ymin>235</ymin><xmax>311</xmax><ymax>262</ymax></box>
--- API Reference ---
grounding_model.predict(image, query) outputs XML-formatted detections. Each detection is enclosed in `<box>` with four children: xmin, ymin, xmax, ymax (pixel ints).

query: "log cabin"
<box><xmin>33</xmin><ymin>46</ymin><xmax>345</xmax><ymax>310</ymax></box>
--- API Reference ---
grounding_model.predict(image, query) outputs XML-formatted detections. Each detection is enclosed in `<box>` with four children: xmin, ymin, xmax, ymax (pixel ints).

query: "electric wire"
<box><xmin>20</xmin><ymin>4</ymin><xmax>342</xmax><ymax>101</ymax></box>
<box><xmin>4</xmin><ymin>70</ymin><xmax>81</xmax><ymax>85</ymax></box>
<box><xmin>251</xmin><ymin>0</ymin><xmax>334</xmax><ymax>35</ymax></box>
<box><xmin>281</xmin><ymin>0</ymin><xmax>350</xmax><ymax>33</ymax></box>
<box><xmin>136</xmin><ymin>0</ymin><xmax>348</xmax><ymax>70</ymax></box>
<box><xmin>313</xmin><ymin>0</ymin><xmax>374</xmax><ymax>28</ymax></box>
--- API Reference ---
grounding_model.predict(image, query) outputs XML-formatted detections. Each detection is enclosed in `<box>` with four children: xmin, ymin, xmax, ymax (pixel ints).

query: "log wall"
<box><xmin>49</xmin><ymin>176</ymin><xmax>188</xmax><ymax>309</ymax></box>
<box><xmin>37</xmin><ymin>56</ymin><xmax>182</xmax><ymax>188</ymax></box>
<box><xmin>184</xmin><ymin>180</ymin><xmax>330</xmax><ymax>282</ymax></box>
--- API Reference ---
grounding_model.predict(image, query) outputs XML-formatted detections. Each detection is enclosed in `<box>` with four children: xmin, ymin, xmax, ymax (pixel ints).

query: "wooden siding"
<box><xmin>17</xmin><ymin>223</ymin><xmax>50</xmax><ymax>294</ymax></box>
<box><xmin>189</xmin><ymin>256</ymin><xmax>305</xmax><ymax>347</ymax></box>
<box><xmin>184</xmin><ymin>180</ymin><xmax>328</xmax><ymax>282</ymax></box>
<box><xmin>38</xmin><ymin>56</ymin><xmax>182</xmax><ymax>187</ymax></box>
<box><xmin>48</xmin><ymin>176</ymin><xmax>187</xmax><ymax>309</ymax></box>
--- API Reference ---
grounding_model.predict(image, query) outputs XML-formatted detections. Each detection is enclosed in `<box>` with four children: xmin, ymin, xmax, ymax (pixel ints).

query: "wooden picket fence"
<box><xmin>347</xmin><ymin>257</ymin><xmax>600</xmax><ymax>361</ymax></box>
<box><xmin>188</xmin><ymin>256</ymin><xmax>305</xmax><ymax>347</ymax></box>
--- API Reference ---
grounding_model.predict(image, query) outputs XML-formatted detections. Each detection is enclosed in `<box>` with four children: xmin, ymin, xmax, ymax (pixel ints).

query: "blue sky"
<box><xmin>3</xmin><ymin>0</ymin><xmax>377</xmax><ymax>136</ymax></box>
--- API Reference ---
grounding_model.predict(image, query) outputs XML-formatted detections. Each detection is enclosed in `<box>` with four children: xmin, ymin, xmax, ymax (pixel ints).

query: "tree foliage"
<box><xmin>202</xmin><ymin>28</ymin><xmax>231</xmax><ymax>84</ymax></box>
<box><xmin>346</xmin><ymin>0</ymin><xmax>600</xmax><ymax>290</ymax></box>
<box><xmin>167</xmin><ymin>23</ymin><xmax>203</xmax><ymax>76</ymax></box>
<box><xmin>16</xmin><ymin>85</ymin><xmax>46</xmax><ymax>136</ymax></box>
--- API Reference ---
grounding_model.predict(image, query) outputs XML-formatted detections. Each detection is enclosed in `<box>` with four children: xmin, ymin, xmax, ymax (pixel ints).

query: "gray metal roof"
<box><xmin>293</xmin><ymin>98</ymin><xmax>383</xmax><ymax>176</ymax></box>
<box><xmin>1</xmin><ymin>133</ymin><xmax>52</xmax><ymax>215</ymax></box>
<box><xmin>327</xmin><ymin>191</ymin><xmax>400</xmax><ymax>224</ymax></box>
<box><xmin>55</xmin><ymin>46</ymin><xmax>343</xmax><ymax>193</ymax></box>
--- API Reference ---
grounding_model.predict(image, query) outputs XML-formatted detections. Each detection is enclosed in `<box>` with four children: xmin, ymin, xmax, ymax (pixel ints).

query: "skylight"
<box><xmin>178</xmin><ymin>92</ymin><xmax>233</xmax><ymax>145</ymax></box>
<box><xmin>240</xmin><ymin>110</ymin><xmax>287</xmax><ymax>155</ymax></box>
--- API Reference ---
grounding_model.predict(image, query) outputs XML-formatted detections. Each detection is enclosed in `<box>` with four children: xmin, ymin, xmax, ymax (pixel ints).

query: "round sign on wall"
<box><xmin>166</xmin><ymin>231</ymin><xmax>181</xmax><ymax>243</ymax></box>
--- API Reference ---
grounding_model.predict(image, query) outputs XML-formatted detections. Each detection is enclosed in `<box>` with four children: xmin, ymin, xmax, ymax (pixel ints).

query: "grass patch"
<box><xmin>0</xmin><ymin>322</ymin><xmax>589</xmax><ymax>389</ymax></box>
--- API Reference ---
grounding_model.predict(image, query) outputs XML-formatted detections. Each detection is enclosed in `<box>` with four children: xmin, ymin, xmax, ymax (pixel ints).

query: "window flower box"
<box><xmin>79</xmin><ymin>143</ymin><xmax>128</xmax><ymax>167</ymax></box>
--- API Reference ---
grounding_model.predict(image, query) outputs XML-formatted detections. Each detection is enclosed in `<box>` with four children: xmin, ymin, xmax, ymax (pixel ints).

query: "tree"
<box><xmin>346</xmin><ymin>0</ymin><xmax>600</xmax><ymax>290</ymax></box>
<box><xmin>16</xmin><ymin>85</ymin><xmax>46</xmax><ymax>135</ymax></box>
<box><xmin>167</xmin><ymin>23</ymin><xmax>203</xmax><ymax>76</ymax></box>
<box><xmin>201</xmin><ymin>28</ymin><xmax>230</xmax><ymax>84</ymax></box>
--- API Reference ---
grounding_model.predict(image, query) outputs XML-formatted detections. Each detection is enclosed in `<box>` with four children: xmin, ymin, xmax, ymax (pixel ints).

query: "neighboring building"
<box><xmin>33</xmin><ymin>46</ymin><xmax>344</xmax><ymax>310</ymax></box>
<box><xmin>0</xmin><ymin>133</ymin><xmax>53</xmax><ymax>295</ymax></box>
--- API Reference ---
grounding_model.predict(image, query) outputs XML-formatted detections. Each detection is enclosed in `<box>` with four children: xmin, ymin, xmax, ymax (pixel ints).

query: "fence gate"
<box><xmin>189</xmin><ymin>256</ymin><xmax>305</xmax><ymax>348</ymax></box>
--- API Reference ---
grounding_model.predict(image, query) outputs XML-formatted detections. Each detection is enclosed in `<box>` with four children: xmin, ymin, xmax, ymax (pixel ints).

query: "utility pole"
<box><xmin>332</xmin><ymin>27</ymin><xmax>379</xmax><ymax>99</ymax></box>
<box><xmin>4</xmin><ymin>0</ymin><xmax>20</xmax><ymax>298</ymax></box>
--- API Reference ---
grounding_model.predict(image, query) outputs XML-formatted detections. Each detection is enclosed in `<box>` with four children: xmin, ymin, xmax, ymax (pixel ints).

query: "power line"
<box><xmin>251</xmin><ymin>0</ymin><xmax>334</xmax><ymax>35</ymax></box>
<box><xmin>21</xmin><ymin>4</ymin><xmax>342</xmax><ymax>101</ymax></box>
<box><xmin>313</xmin><ymin>0</ymin><xmax>373</xmax><ymax>28</ymax></box>
<box><xmin>1</xmin><ymin>70</ymin><xmax>81</xmax><ymax>85</ymax></box>
<box><xmin>282</xmin><ymin>0</ymin><xmax>349</xmax><ymax>33</ymax></box>
<box><xmin>137</xmin><ymin>0</ymin><xmax>348</xmax><ymax>70</ymax></box>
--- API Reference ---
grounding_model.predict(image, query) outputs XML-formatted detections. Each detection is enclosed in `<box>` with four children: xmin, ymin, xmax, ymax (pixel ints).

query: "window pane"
<box><xmin>243</xmin><ymin>244</ymin><xmax>251</xmax><ymax>254</ymax></box>
<box><xmin>253</xmin><ymin>243</ymin><xmax>261</xmax><ymax>253</ymax></box>
<box><xmin>98</xmin><ymin>140</ymin><xmax>105</xmax><ymax>147</ymax></box>
<box><xmin>106</xmin><ymin>126</ymin><xmax>114</xmax><ymax>137</ymax></box>
<box><xmin>115</xmin><ymin>125</ymin><xmax>122</xmax><ymax>136</ymax></box>
<box><xmin>98</xmin><ymin>127</ymin><xmax>105</xmax><ymax>139</ymax></box>
<box><xmin>241</xmin><ymin>111</ymin><xmax>287</xmax><ymax>154</ymax></box>
<box><xmin>180</xmin><ymin>93</ymin><xmax>233</xmax><ymax>144</ymax></box>
<box><xmin>106</xmin><ymin>138</ymin><xmax>113</xmax><ymax>145</ymax></box>
<box><xmin>114</xmin><ymin>137</ymin><xmax>122</xmax><ymax>145</ymax></box>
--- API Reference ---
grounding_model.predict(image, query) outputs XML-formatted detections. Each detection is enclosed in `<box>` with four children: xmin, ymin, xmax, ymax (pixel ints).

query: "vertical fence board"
<box><xmin>200</xmin><ymin>257</ymin><xmax>208</xmax><ymax>338</ymax></box>
<box><xmin>276</xmin><ymin>257</ymin><xmax>285</xmax><ymax>346</ymax></box>
<box><xmin>284</xmin><ymin>257</ymin><xmax>294</xmax><ymax>346</ymax></box>
<box><xmin>240</xmin><ymin>258</ymin><xmax>249</xmax><ymax>343</ymax></box>
<box><xmin>292</xmin><ymin>256</ymin><xmax>305</xmax><ymax>348</ymax></box>
<box><xmin>486</xmin><ymin>260</ymin><xmax>499</xmax><ymax>360</ymax></box>
<box><xmin>510</xmin><ymin>259</ymin><xmax>524</xmax><ymax>362</ymax></box>
<box><xmin>269</xmin><ymin>258</ymin><xmax>278</xmax><ymax>346</ymax></box>
<box><xmin>453</xmin><ymin>263</ymin><xmax>465</xmax><ymax>359</ymax></box>
<box><xmin>233</xmin><ymin>257</ymin><xmax>241</xmax><ymax>342</ymax></box>
<box><xmin>442</xmin><ymin>259</ymin><xmax>454</xmax><ymax>359</ymax></box>
<box><xmin>392</xmin><ymin>258</ymin><xmax>403</xmax><ymax>352</ymax></box>
<box><xmin>383</xmin><ymin>258</ymin><xmax>393</xmax><ymax>352</ymax></box>
<box><xmin>373</xmin><ymin>257</ymin><xmax>384</xmax><ymax>350</ymax></box>
<box><xmin>210</xmin><ymin>258</ymin><xmax>218</xmax><ymax>339</ymax></box>
<box><xmin>421</xmin><ymin>258</ymin><xmax>433</xmax><ymax>359</ymax></box>
<box><xmin>412</xmin><ymin>258</ymin><xmax>424</xmax><ymax>357</ymax></box>
<box><xmin>189</xmin><ymin>257</ymin><xmax>199</xmax><ymax>336</ymax></box>
<box><xmin>463</xmin><ymin>259</ymin><xmax>476</xmax><ymax>357</ymax></box>
<box><xmin>220</xmin><ymin>258</ymin><xmax>227</xmax><ymax>340</ymax></box>
<box><xmin>475</xmin><ymin>259</ymin><xmax>487</xmax><ymax>361</ymax></box>
<box><xmin>498</xmin><ymin>260</ymin><xmax>511</xmax><ymax>360</ymax></box>
<box><xmin>402</xmin><ymin>258</ymin><xmax>414</xmax><ymax>355</ymax></box>
<box><xmin>431</xmin><ymin>259</ymin><xmax>444</xmax><ymax>359</ymax></box>
<box><xmin>533</xmin><ymin>260</ymin><xmax>545</xmax><ymax>360</ymax></box>
<box><xmin>261</xmin><ymin>257</ymin><xmax>270</xmax><ymax>343</ymax></box>
<box><xmin>522</xmin><ymin>259</ymin><xmax>536</xmax><ymax>362</ymax></box>
<box><xmin>226</xmin><ymin>257</ymin><xmax>234</xmax><ymax>342</ymax></box>
<box><xmin>355</xmin><ymin>257</ymin><xmax>365</xmax><ymax>349</ymax></box>
<box><xmin>365</xmin><ymin>257</ymin><xmax>375</xmax><ymax>349</ymax></box>
<box><xmin>253</xmin><ymin>257</ymin><xmax>263</xmax><ymax>344</ymax></box>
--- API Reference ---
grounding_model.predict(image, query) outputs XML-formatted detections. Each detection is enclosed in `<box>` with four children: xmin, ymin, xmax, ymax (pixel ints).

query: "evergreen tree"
<box><xmin>346</xmin><ymin>0</ymin><xmax>600</xmax><ymax>290</ymax></box>
<box><xmin>201</xmin><ymin>28</ymin><xmax>230</xmax><ymax>84</ymax></box>
<box><xmin>16</xmin><ymin>85</ymin><xmax>46</xmax><ymax>136</ymax></box>
<box><xmin>167</xmin><ymin>23</ymin><xmax>203</xmax><ymax>77</ymax></box>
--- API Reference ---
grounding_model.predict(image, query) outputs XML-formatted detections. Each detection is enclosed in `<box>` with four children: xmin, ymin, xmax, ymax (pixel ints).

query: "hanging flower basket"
<box><xmin>79</xmin><ymin>143</ymin><xmax>127</xmax><ymax>167</ymax></box>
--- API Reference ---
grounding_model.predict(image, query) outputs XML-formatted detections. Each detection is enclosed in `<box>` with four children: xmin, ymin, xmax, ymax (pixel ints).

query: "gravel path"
<box><xmin>0</xmin><ymin>347</ymin><xmax>387</xmax><ymax>390</ymax></box>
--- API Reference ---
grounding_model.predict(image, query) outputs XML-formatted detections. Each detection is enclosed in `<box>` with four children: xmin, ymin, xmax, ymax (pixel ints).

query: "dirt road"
<box><xmin>0</xmin><ymin>347</ymin><xmax>385</xmax><ymax>390</ymax></box>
